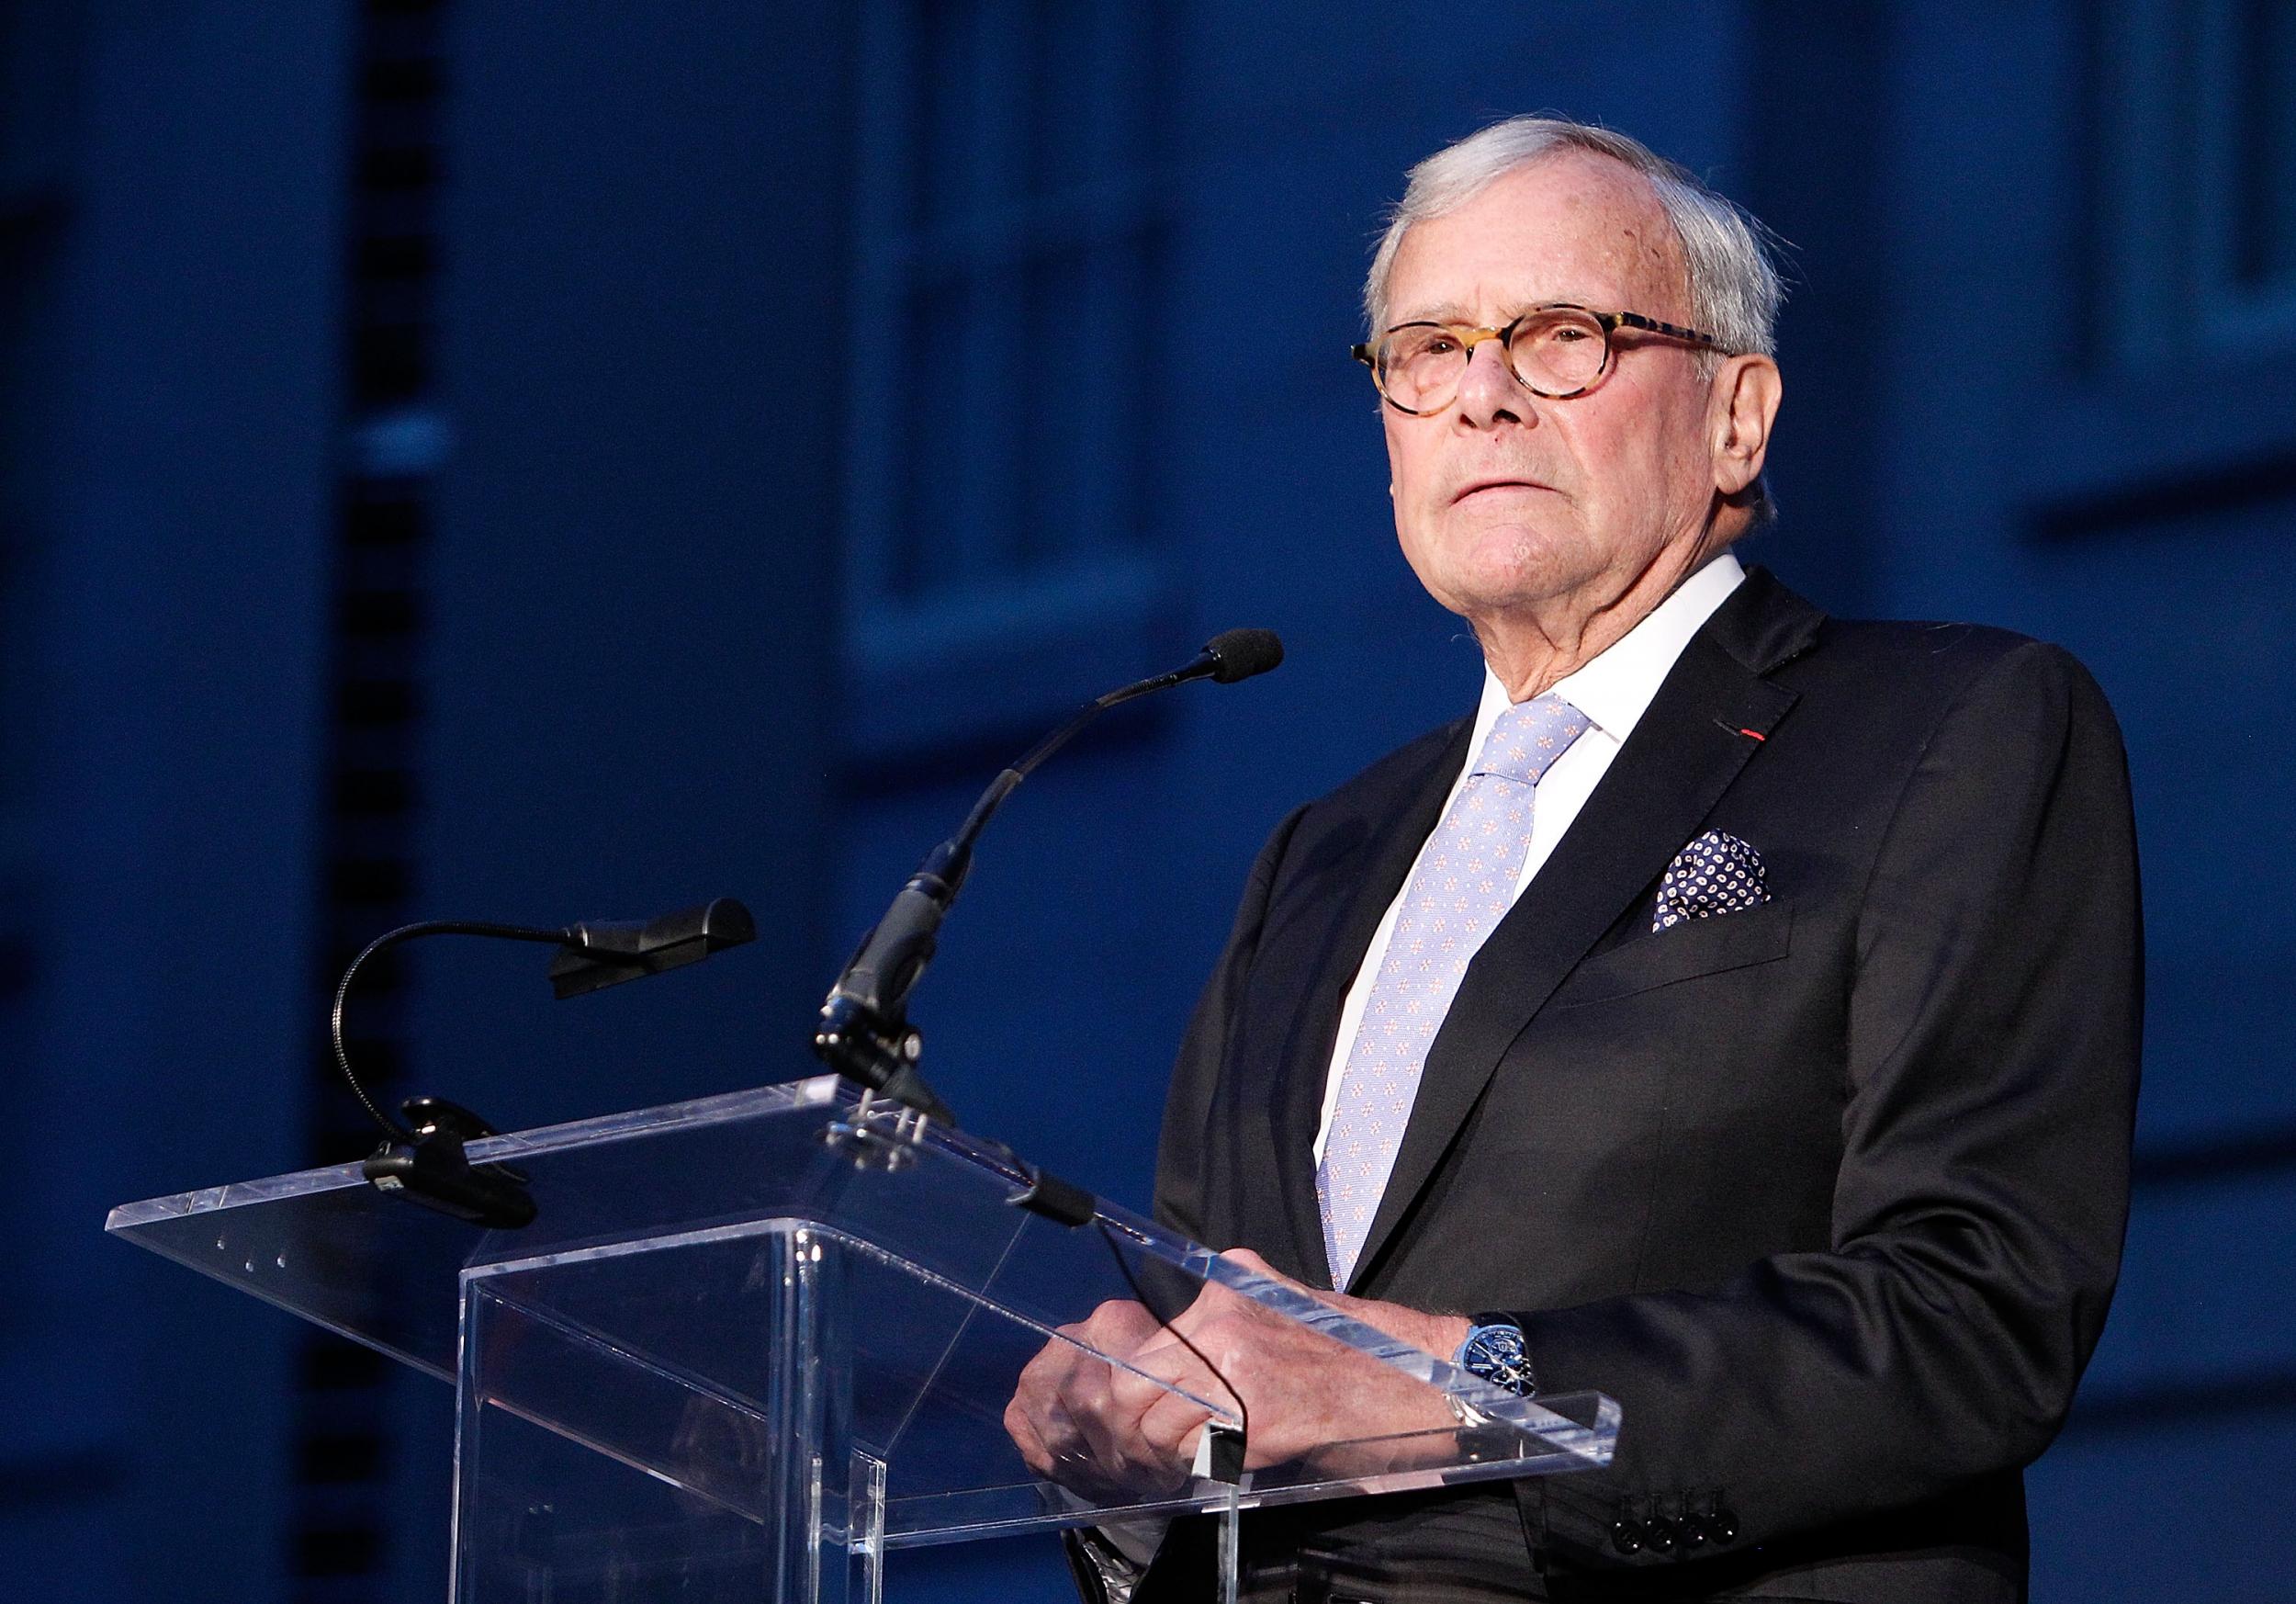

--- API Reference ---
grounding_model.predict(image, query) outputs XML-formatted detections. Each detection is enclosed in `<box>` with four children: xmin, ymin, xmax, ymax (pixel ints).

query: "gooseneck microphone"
<box><xmin>334</xmin><ymin>898</ymin><xmax>756</xmax><ymax>1228</ymax></box>
<box><xmin>813</xmin><ymin>629</ymin><xmax>1284</xmax><ymax>1124</ymax></box>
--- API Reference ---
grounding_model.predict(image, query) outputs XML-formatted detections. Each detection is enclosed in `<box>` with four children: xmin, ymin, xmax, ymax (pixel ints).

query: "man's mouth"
<box><xmin>1450</xmin><ymin>476</ymin><xmax>1555</xmax><ymax>503</ymax></box>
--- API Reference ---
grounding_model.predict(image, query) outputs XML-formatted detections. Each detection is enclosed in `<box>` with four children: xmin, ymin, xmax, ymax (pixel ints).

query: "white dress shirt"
<box><xmin>1312</xmin><ymin>552</ymin><xmax>1746</xmax><ymax>1163</ymax></box>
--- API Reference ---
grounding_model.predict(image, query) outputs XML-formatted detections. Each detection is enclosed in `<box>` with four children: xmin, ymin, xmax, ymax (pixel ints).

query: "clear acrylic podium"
<box><xmin>107</xmin><ymin>1075</ymin><xmax>1618</xmax><ymax>1601</ymax></box>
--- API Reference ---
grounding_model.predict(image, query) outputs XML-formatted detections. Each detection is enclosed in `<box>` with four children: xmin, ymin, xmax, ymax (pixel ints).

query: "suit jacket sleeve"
<box><xmin>1515</xmin><ymin>640</ymin><xmax>2143</xmax><ymax>1566</ymax></box>
<box><xmin>1155</xmin><ymin>803</ymin><xmax>1308</xmax><ymax>1246</ymax></box>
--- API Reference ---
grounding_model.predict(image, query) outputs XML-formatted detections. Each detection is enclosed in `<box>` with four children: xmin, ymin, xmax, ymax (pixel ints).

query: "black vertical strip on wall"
<box><xmin>0</xmin><ymin>2</ymin><xmax>74</xmax><ymax>1299</ymax></box>
<box><xmin>298</xmin><ymin>0</ymin><xmax>449</xmax><ymax>1597</ymax></box>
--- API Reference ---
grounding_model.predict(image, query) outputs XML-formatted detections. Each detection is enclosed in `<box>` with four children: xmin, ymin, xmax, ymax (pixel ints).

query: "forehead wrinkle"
<box><xmin>1386</xmin><ymin>298</ymin><xmax>1564</xmax><ymax>329</ymax></box>
<box><xmin>1386</xmin><ymin>294</ymin><xmax>1614</xmax><ymax>331</ymax></box>
<box><xmin>1384</xmin><ymin>299</ymin><xmax>1477</xmax><ymax>329</ymax></box>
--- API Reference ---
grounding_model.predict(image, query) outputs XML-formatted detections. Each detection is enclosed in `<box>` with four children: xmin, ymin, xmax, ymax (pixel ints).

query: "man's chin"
<box><xmin>1405</xmin><ymin>521</ymin><xmax>1584</xmax><ymax>603</ymax></box>
<box><xmin>1422</xmin><ymin>559</ymin><xmax>1588</xmax><ymax>621</ymax></box>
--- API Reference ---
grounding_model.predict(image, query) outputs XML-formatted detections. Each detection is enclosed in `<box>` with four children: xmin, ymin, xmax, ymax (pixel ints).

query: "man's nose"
<box><xmin>1454</xmin><ymin>335</ymin><xmax>1530</xmax><ymax>429</ymax></box>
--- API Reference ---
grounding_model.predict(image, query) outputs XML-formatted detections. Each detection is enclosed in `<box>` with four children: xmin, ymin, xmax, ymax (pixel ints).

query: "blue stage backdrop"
<box><xmin>3</xmin><ymin>2</ymin><xmax>2291</xmax><ymax>1598</ymax></box>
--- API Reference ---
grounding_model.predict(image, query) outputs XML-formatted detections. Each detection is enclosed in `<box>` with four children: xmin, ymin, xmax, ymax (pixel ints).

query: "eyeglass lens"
<box><xmin>1376</xmin><ymin>309</ymin><xmax>1611</xmax><ymax>411</ymax></box>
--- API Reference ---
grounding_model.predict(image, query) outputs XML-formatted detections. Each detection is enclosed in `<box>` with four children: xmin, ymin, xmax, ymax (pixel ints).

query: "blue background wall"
<box><xmin>4</xmin><ymin>1</ymin><xmax>2291</xmax><ymax>1598</ymax></box>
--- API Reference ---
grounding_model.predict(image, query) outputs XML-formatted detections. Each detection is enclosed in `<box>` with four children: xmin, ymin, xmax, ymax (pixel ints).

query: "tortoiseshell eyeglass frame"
<box><xmin>1348</xmin><ymin>303</ymin><xmax>1734</xmax><ymax>415</ymax></box>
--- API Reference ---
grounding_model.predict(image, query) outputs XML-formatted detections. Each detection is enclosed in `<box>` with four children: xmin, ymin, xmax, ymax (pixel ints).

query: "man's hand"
<box><xmin>1005</xmin><ymin>1296</ymin><xmax>1177</xmax><ymax>1496</ymax></box>
<box><xmin>1002</xmin><ymin>1248</ymin><xmax>1473</xmax><ymax>1491</ymax></box>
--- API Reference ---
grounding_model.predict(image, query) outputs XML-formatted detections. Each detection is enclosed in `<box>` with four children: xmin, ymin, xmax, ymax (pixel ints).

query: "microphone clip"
<box><xmin>362</xmin><ymin>1096</ymin><xmax>536</xmax><ymax>1230</ymax></box>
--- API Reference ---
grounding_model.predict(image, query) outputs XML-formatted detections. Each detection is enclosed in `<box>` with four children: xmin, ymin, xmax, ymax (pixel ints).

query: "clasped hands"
<box><xmin>1002</xmin><ymin>1247</ymin><xmax>1472</xmax><ymax>1494</ymax></box>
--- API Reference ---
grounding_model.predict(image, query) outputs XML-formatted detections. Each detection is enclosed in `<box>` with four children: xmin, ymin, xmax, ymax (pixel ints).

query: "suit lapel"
<box><xmin>1345</xmin><ymin>570</ymin><xmax>1824</xmax><ymax>1290</ymax></box>
<box><xmin>1263</xmin><ymin>722</ymin><xmax>1469</xmax><ymax>1290</ymax></box>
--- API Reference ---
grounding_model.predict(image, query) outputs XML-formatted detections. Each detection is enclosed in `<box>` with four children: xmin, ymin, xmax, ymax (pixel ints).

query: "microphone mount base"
<box><xmin>823</xmin><ymin>1087</ymin><xmax>937</xmax><ymax>1169</ymax></box>
<box><xmin>811</xmin><ymin>993</ymin><xmax>954</xmax><ymax>1124</ymax></box>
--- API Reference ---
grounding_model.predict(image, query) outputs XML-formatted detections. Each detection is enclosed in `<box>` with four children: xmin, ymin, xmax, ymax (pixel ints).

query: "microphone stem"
<box><xmin>951</xmin><ymin>659</ymin><xmax>1207</xmax><ymax>876</ymax></box>
<box><xmin>931</xmin><ymin>699</ymin><xmax>1109</xmax><ymax>898</ymax></box>
<box><xmin>332</xmin><ymin>918</ymin><xmax>568</xmax><ymax>1141</ymax></box>
<box><xmin>816</xmin><ymin>641</ymin><xmax>1246</xmax><ymax>1107</ymax></box>
<box><xmin>1008</xmin><ymin>691</ymin><xmax>1120</xmax><ymax>785</ymax></box>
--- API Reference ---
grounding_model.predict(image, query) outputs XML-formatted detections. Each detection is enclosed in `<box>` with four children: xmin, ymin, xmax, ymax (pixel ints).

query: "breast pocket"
<box><xmin>1548</xmin><ymin>898</ymin><xmax>1795</xmax><ymax>1010</ymax></box>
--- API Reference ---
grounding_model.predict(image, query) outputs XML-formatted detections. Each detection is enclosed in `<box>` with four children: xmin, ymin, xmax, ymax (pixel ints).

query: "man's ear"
<box><xmin>1709</xmin><ymin>355</ymin><xmax>1782</xmax><ymax>497</ymax></box>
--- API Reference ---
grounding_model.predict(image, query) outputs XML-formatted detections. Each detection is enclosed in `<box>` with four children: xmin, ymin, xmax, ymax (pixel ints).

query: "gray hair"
<box><xmin>1363</xmin><ymin>117</ymin><xmax>1784</xmax><ymax>365</ymax></box>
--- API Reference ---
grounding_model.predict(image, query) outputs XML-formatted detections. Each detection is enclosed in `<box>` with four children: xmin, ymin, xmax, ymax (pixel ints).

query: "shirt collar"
<box><xmin>1469</xmin><ymin>550</ymin><xmax>1747</xmax><ymax>751</ymax></box>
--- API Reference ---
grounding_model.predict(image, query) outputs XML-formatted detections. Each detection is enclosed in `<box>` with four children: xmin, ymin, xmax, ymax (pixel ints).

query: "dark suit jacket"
<box><xmin>1148</xmin><ymin>569</ymin><xmax>2142</xmax><ymax>1602</ymax></box>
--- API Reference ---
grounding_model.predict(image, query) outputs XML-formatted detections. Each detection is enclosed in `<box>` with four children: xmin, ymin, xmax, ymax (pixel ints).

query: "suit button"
<box><xmin>1610</xmin><ymin>1519</ymin><xmax>1644</xmax><ymax>1555</ymax></box>
<box><xmin>1707</xmin><ymin>1507</ymin><xmax>1738</xmax><ymax>1545</ymax></box>
<box><xmin>1679</xmin><ymin>1514</ymin><xmax>1708</xmax><ymax>1549</ymax></box>
<box><xmin>1644</xmin><ymin>1517</ymin><xmax>1678</xmax><ymax>1554</ymax></box>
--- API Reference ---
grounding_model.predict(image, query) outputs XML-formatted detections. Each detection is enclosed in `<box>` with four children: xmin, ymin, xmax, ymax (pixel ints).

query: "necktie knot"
<box><xmin>1472</xmin><ymin>693</ymin><xmax>1589</xmax><ymax>788</ymax></box>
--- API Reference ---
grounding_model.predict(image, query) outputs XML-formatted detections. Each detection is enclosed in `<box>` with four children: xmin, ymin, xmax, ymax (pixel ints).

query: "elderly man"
<box><xmin>1008</xmin><ymin>117</ymin><xmax>2140</xmax><ymax>1604</ymax></box>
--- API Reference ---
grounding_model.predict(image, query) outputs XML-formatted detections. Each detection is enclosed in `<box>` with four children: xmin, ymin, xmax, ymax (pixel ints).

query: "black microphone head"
<box><xmin>1202</xmin><ymin>627</ymin><xmax>1285</xmax><ymax>684</ymax></box>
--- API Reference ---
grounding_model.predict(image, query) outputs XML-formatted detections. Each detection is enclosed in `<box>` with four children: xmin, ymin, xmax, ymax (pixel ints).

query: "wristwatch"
<box><xmin>1454</xmin><ymin>1315</ymin><xmax>1537</xmax><ymax>1396</ymax></box>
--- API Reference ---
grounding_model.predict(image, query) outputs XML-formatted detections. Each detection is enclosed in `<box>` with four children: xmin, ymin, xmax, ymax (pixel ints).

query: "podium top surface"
<box><xmin>109</xmin><ymin>1075</ymin><xmax>1615</xmax><ymax>1543</ymax></box>
<box><xmin>110</xmin><ymin>1076</ymin><xmax>875</xmax><ymax>1380</ymax></box>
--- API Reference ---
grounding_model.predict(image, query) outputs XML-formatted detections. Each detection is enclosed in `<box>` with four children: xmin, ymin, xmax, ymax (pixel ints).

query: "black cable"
<box><xmin>1094</xmin><ymin>1222</ymin><xmax>1251</xmax><ymax>1469</ymax></box>
<box><xmin>331</xmin><ymin>918</ymin><xmax>568</xmax><ymax>1141</ymax></box>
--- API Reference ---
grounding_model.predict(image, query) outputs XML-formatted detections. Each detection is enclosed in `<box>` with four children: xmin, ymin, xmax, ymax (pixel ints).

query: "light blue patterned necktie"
<box><xmin>1318</xmin><ymin>693</ymin><xmax>1589</xmax><ymax>1288</ymax></box>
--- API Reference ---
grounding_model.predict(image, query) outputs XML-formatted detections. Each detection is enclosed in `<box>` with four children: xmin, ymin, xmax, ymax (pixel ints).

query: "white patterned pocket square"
<box><xmin>1654</xmin><ymin>830</ymin><xmax>1770</xmax><ymax>932</ymax></box>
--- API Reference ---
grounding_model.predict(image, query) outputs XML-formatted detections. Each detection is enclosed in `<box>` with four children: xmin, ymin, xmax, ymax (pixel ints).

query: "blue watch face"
<box><xmin>1459</xmin><ymin>1323</ymin><xmax>1535</xmax><ymax>1395</ymax></box>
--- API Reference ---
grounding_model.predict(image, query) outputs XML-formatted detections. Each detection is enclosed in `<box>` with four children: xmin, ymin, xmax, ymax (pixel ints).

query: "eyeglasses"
<box><xmin>1350</xmin><ymin>304</ymin><xmax>1731</xmax><ymax>416</ymax></box>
